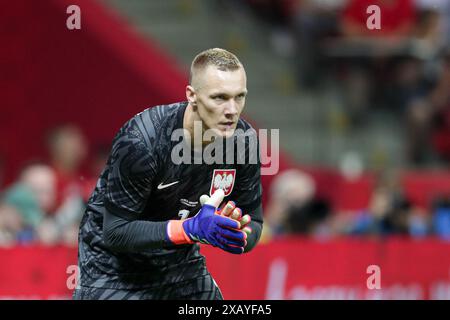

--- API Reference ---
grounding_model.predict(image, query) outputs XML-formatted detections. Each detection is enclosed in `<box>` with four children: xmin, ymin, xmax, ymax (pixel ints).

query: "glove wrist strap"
<box><xmin>167</xmin><ymin>220</ymin><xmax>194</xmax><ymax>245</ymax></box>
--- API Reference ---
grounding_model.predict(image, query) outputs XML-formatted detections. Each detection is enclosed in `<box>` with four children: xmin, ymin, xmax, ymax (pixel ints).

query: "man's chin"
<box><xmin>214</xmin><ymin>128</ymin><xmax>235</xmax><ymax>139</ymax></box>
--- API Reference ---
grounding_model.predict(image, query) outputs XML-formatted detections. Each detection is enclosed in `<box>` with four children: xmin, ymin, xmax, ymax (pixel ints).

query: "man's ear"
<box><xmin>186</xmin><ymin>85</ymin><xmax>196</xmax><ymax>105</ymax></box>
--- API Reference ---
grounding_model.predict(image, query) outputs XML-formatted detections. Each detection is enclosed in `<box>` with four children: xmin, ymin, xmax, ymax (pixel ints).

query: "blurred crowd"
<box><xmin>233</xmin><ymin>0</ymin><xmax>450</xmax><ymax>166</ymax></box>
<box><xmin>0</xmin><ymin>125</ymin><xmax>449</xmax><ymax>247</ymax></box>
<box><xmin>0</xmin><ymin>125</ymin><xmax>108</xmax><ymax>247</ymax></box>
<box><xmin>2</xmin><ymin>0</ymin><xmax>450</xmax><ymax>247</ymax></box>
<box><xmin>261</xmin><ymin>168</ymin><xmax>450</xmax><ymax>242</ymax></box>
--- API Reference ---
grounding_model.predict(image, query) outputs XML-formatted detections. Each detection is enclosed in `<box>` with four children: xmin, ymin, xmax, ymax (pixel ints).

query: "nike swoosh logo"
<box><xmin>157</xmin><ymin>181</ymin><xmax>180</xmax><ymax>190</ymax></box>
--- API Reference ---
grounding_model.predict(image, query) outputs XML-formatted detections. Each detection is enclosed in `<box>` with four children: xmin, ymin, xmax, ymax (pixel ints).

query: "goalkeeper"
<box><xmin>73</xmin><ymin>48</ymin><xmax>263</xmax><ymax>300</ymax></box>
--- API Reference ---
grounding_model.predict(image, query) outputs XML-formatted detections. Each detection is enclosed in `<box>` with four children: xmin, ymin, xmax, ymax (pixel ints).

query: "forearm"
<box><xmin>103</xmin><ymin>199</ymin><xmax>263</xmax><ymax>254</ymax></box>
<box><xmin>242</xmin><ymin>203</ymin><xmax>263</xmax><ymax>253</ymax></box>
<box><xmin>244</xmin><ymin>220</ymin><xmax>262</xmax><ymax>253</ymax></box>
<box><xmin>103</xmin><ymin>209</ymin><xmax>170</xmax><ymax>252</ymax></box>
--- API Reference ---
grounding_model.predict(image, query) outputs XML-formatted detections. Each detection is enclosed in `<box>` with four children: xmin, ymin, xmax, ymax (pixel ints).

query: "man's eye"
<box><xmin>236</xmin><ymin>94</ymin><xmax>246</xmax><ymax>99</ymax></box>
<box><xmin>213</xmin><ymin>95</ymin><xmax>226</xmax><ymax>101</ymax></box>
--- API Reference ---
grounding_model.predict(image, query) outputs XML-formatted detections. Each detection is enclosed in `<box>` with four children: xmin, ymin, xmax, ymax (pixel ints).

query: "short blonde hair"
<box><xmin>190</xmin><ymin>48</ymin><xmax>243</xmax><ymax>84</ymax></box>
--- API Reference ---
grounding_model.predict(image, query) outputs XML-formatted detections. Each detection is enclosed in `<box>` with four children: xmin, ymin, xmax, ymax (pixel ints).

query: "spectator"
<box><xmin>35</xmin><ymin>217</ymin><xmax>60</xmax><ymax>246</ymax></box>
<box><xmin>283</xmin><ymin>198</ymin><xmax>333</xmax><ymax>239</ymax></box>
<box><xmin>1</xmin><ymin>162</ymin><xmax>84</xmax><ymax>246</ymax></box>
<box><xmin>415</xmin><ymin>0</ymin><xmax>450</xmax><ymax>48</ymax></box>
<box><xmin>335</xmin><ymin>0</ymin><xmax>423</xmax><ymax>125</ymax></box>
<box><xmin>263</xmin><ymin>169</ymin><xmax>317</xmax><ymax>241</ymax></box>
<box><xmin>406</xmin><ymin>49</ymin><xmax>450</xmax><ymax>164</ymax></box>
<box><xmin>51</xmin><ymin>191</ymin><xmax>84</xmax><ymax>246</ymax></box>
<box><xmin>432</xmin><ymin>197</ymin><xmax>450</xmax><ymax>240</ymax></box>
<box><xmin>0</xmin><ymin>204</ymin><xmax>28</xmax><ymax>246</ymax></box>
<box><xmin>348</xmin><ymin>186</ymin><xmax>429</xmax><ymax>236</ymax></box>
<box><xmin>292</xmin><ymin>0</ymin><xmax>344</xmax><ymax>87</ymax></box>
<box><xmin>81</xmin><ymin>143</ymin><xmax>110</xmax><ymax>202</ymax></box>
<box><xmin>46</xmin><ymin>124</ymin><xmax>88</xmax><ymax>212</ymax></box>
<box><xmin>244</xmin><ymin>0</ymin><xmax>299</xmax><ymax>27</ymax></box>
<box><xmin>0</xmin><ymin>163</ymin><xmax>57</xmax><ymax>245</ymax></box>
<box><xmin>2</xmin><ymin>163</ymin><xmax>55</xmax><ymax>229</ymax></box>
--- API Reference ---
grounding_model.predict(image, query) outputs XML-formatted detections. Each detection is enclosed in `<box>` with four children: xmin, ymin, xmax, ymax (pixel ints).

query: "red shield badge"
<box><xmin>210</xmin><ymin>169</ymin><xmax>236</xmax><ymax>197</ymax></box>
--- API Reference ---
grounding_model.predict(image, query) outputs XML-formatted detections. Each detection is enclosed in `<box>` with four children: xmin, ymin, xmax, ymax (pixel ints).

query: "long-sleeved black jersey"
<box><xmin>76</xmin><ymin>101</ymin><xmax>263</xmax><ymax>290</ymax></box>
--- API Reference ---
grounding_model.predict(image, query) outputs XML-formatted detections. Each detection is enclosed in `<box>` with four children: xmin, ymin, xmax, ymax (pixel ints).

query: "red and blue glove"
<box><xmin>201</xmin><ymin>195</ymin><xmax>253</xmax><ymax>237</ymax></box>
<box><xmin>167</xmin><ymin>190</ymin><xmax>247</xmax><ymax>254</ymax></box>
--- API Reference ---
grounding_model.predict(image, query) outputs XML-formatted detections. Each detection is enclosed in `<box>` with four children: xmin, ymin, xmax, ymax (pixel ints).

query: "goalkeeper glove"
<box><xmin>167</xmin><ymin>189</ymin><xmax>247</xmax><ymax>254</ymax></box>
<box><xmin>200</xmin><ymin>195</ymin><xmax>252</xmax><ymax>236</ymax></box>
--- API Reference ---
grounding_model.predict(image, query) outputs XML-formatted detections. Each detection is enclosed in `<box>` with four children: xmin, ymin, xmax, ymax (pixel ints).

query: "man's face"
<box><xmin>51</xmin><ymin>127</ymin><xmax>87</xmax><ymax>170</ymax></box>
<box><xmin>189</xmin><ymin>65</ymin><xmax>247</xmax><ymax>138</ymax></box>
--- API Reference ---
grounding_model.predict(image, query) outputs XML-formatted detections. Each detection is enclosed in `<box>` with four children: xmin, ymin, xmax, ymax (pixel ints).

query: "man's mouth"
<box><xmin>219</xmin><ymin>121</ymin><xmax>235</xmax><ymax>129</ymax></box>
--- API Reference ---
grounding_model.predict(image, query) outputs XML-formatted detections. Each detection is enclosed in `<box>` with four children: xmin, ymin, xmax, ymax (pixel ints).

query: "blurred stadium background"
<box><xmin>1</xmin><ymin>0</ymin><xmax>450</xmax><ymax>299</ymax></box>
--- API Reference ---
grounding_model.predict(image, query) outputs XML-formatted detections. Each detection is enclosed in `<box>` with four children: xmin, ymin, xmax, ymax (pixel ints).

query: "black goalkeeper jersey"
<box><xmin>77</xmin><ymin>101</ymin><xmax>262</xmax><ymax>290</ymax></box>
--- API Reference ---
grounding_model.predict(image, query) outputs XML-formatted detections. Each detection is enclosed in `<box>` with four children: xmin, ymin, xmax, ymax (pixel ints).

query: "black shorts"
<box><xmin>72</xmin><ymin>274</ymin><xmax>223</xmax><ymax>300</ymax></box>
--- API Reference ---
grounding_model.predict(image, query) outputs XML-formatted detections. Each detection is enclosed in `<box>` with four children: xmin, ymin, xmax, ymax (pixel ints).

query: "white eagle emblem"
<box><xmin>210</xmin><ymin>169</ymin><xmax>236</xmax><ymax>196</ymax></box>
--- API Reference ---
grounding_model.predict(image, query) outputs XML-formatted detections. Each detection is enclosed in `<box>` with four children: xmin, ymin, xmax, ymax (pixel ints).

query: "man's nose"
<box><xmin>224</xmin><ymin>100</ymin><xmax>238</xmax><ymax>116</ymax></box>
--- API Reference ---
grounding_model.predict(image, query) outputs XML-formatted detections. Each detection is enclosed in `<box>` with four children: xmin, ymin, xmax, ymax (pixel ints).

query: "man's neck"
<box><xmin>183</xmin><ymin>103</ymin><xmax>195</xmax><ymax>138</ymax></box>
<box><xmin>183</xmin><ymin>102</ymin><xmax>209</xmax><ymax>149</ymax></box>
